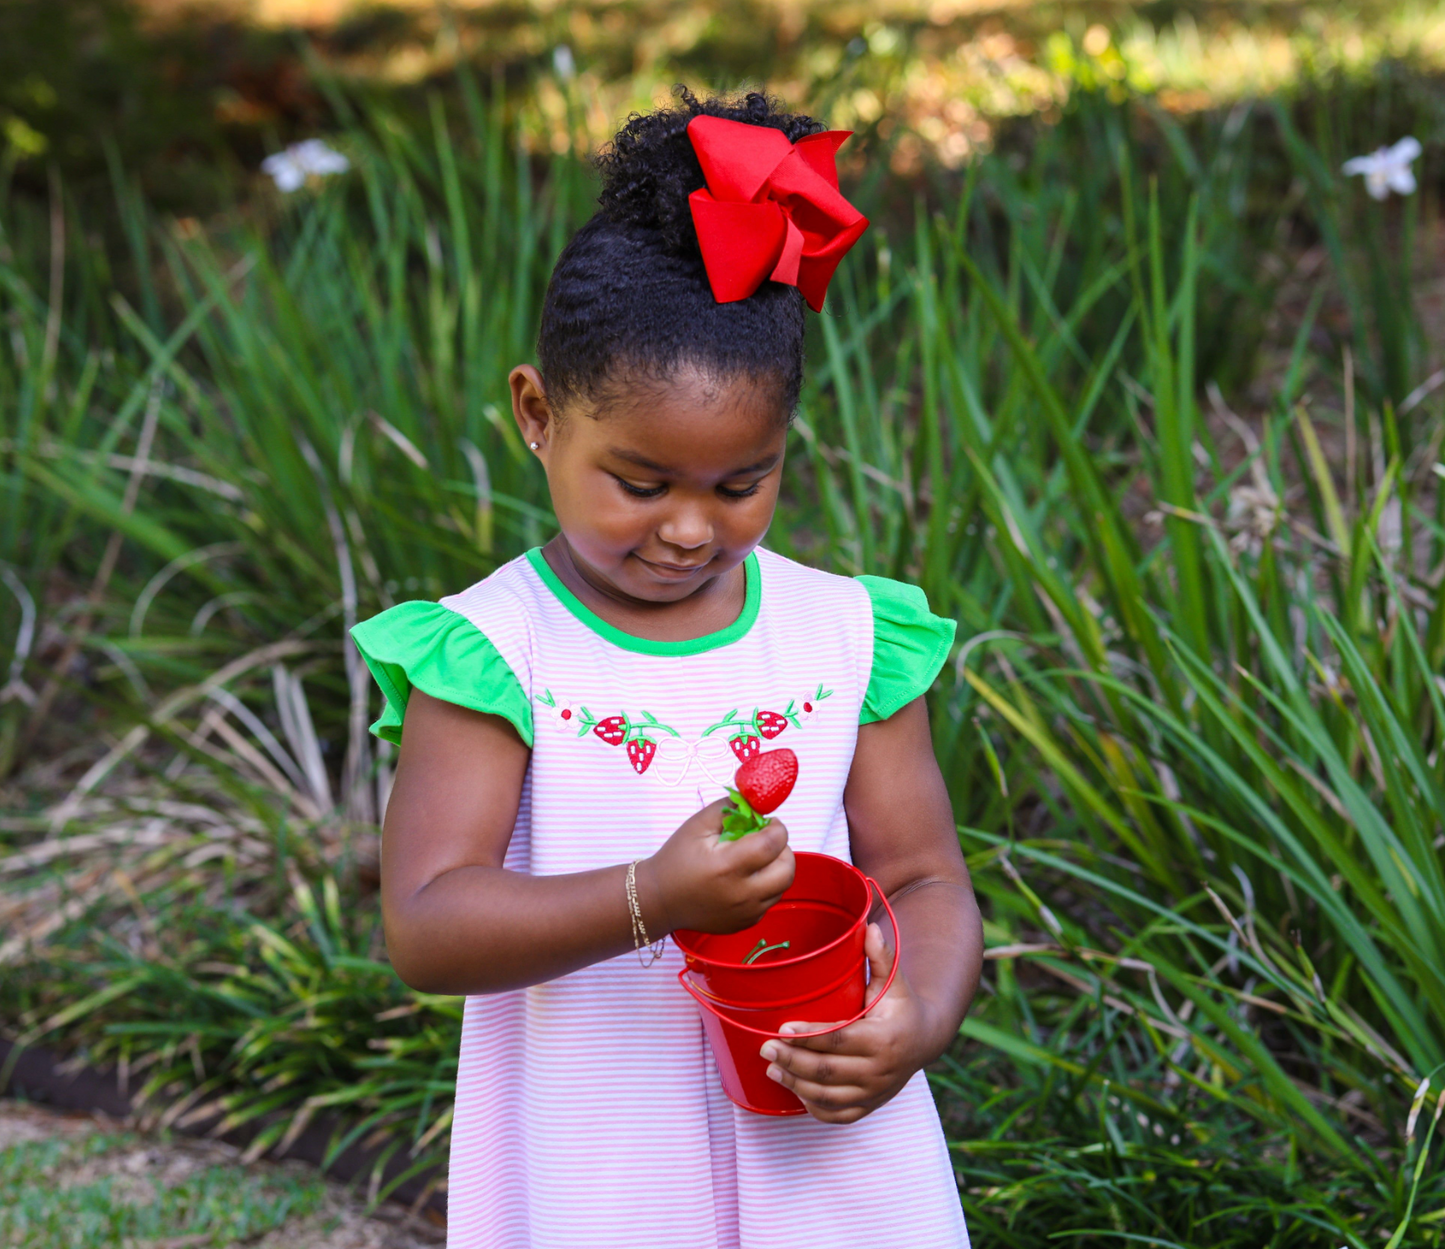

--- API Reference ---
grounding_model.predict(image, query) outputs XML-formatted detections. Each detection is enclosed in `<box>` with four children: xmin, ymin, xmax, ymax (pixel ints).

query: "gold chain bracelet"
<box><xmin>627</xmin><ymin>859</ymin><xmax>666</xmax><ymax>967</ymax></box>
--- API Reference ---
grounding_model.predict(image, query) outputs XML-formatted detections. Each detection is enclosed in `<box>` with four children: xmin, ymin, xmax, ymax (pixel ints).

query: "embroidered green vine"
<box><xmin>626</xmin><ymin>710</ymin><xmax>680</xmax><ymax>742</ymax></box>
<box><xmin>701</xmin><ymin>684</ymin><xmax>833</xmax><ymax>742</ymax></box>
<box><xmin>536</xmin><ymin>690</ymin><xmax>678</xmax><ymax>743</ymax></box>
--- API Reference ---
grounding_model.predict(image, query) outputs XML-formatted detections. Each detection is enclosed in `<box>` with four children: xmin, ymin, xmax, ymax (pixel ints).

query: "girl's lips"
<box><xmin>635</xmin><ymin>554</ymin><xmax>712</xmax><ymax>577</ymax></box>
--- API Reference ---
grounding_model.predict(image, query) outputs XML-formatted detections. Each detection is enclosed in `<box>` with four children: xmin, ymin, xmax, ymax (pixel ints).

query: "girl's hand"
<box><xmin>758</xmin><ymin>922</ymin><xmax>926</xmax><ymax>1125</ymax></box>
<box><xmin>643</xmin><ymin>798</ymin><xmax>795</xmax><ymax>935</ymax></box>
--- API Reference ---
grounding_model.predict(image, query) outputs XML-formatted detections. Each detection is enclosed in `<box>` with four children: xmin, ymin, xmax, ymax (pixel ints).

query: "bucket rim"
<box><xmin>678</xmin><ymin>875</ymin><xmax>900</xmax><ymax>1043</ymax></box>
<box><xmin>681</xmin><ymin>954</ymin><xmax>863</xmax><ymax>1013</ymax></box>
<box><xmin>673</xmin><ymin>851</ymin><xmax>873</xmax><ymax>974</ymax></box>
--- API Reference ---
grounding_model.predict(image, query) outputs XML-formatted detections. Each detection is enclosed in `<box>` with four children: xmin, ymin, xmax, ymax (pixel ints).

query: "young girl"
<box><xmin>352</xmin><ymin>89</ymin><xmax>983</xmax><ymax>1248</ymax></box>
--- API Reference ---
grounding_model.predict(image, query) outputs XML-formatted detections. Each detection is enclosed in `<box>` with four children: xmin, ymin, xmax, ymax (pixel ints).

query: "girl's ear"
<box><xmin>510</xmin><ymin>365</ymin><xmax>555</xmax><ymax>457</ymax></box>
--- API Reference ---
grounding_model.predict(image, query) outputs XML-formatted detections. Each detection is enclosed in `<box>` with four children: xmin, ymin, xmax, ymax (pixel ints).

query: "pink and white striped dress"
<box><xmin>353</xmin><ymin>546</ymin><xmax>970</xmax><ymax>1248</ymax></box>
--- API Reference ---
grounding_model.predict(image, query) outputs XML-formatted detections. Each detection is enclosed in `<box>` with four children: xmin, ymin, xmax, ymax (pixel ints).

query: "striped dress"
<box><xmin>353</xmin><ymin>546</ymin><xmax>970</xmax><ymax>1249</ymax></box>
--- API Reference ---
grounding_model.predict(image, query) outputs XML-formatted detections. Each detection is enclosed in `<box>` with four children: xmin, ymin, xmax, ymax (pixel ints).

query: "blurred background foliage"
<box><xmin>3</xmin><ymin>1</ymin><xmax>1445</xmax><ymax>1245</ymax></box>
<box><xmin>3</xmin><ymin>0</ymin><xmax>1445</xmax><ymax>206</ymax></box>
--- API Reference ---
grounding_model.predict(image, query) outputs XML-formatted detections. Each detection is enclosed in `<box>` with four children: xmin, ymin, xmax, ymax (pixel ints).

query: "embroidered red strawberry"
<box><xmin>756</xmin><ymin>710</ymin><xmax>790</xmax><ymax>739</ymax></box>
<box><xmin>626</xmin><ymin>737</ymin><xmax>657</xmax><ymax>774</ymax></box>
<box><xmin>729</xmin><ymin>733</ymin><xmax>762</xmax><ymax>761</ymax></box>
<box><xmin>593</xmin><ymin>716</ymin><xmax>627</xmax><ymax>746</ymax></box>
<box><xmin>735</xmin><ymin>748</ymin><xmax>798</xmax><ymax>814</ymax></box>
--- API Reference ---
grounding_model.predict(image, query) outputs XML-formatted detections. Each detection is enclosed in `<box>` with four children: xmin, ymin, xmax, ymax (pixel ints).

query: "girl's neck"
<box><xmin>541</xmin><ymin>536</ymin><xmax>749</xmax><ymax>644</ymax></box>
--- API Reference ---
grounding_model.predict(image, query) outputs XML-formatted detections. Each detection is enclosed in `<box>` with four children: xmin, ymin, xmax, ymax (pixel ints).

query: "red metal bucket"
<box><xmin>673</xmin><ymin>851</ymin><xmax>900</xmax><ymax>1116</ymax></box>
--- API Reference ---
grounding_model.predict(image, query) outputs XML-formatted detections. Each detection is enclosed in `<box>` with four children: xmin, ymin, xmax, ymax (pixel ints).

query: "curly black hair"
<box><xmin>535</xmin><ymin>87</ymin><xmax>824</xmax><ymax>417</ymax></box>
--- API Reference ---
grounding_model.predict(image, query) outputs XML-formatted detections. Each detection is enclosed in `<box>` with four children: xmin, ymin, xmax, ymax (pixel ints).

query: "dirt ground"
<box><xmin>0</xmin><ymin>1098</ymin><xmax>446</xmax><ymax>1248</ymax></box>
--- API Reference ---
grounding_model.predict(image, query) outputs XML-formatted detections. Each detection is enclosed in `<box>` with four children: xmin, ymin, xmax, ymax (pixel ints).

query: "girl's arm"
<box><xmin>380</xmin><ymin>690</ymin><xmax>795</xmax><ymax>995</ymax></box>
<box><xmin>758</xmin><ymin>695</ymin><xmax>984</xmax><ymax>1122</ymax></box>
<box><xmin>848</xmin><ymin>693</ymin><xmax>983</xmax><ymax>1056</ymax></box>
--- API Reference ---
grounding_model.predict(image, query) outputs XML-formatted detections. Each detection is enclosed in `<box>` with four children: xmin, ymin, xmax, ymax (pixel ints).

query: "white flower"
<box><xmin>1342</xmin><ymin>137</ymin><xmax>1421</xmax><ymax>201</ymax></box>
<box><xmin>795</xmin><ymin>694</ymin><xmax>823</xmax><ymax>724</ymax></box>
<box><xmin>262</xmin><ymin>139</ymin><xmax>350</xmax><ymax>193</ymax></box>
<box><xmin>552</xmin><ymin>45</ymin><xmax>576</xmax><ymax>81</ymax></box>
<box><xmin>549</xmin><ymin>699</ymin><xmax>581</xmax><ymax>733</ymax></box>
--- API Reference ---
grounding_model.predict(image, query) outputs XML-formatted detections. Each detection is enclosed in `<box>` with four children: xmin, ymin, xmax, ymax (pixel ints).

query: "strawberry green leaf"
<box><xmin>719</xmin><ymin>788</ymin><xmax>768</xmax><ymax>841</ymax></box>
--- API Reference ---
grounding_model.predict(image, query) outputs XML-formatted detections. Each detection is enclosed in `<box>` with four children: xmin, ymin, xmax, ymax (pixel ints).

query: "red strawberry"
<box><xmin>626</xmin><ymin>738</ymin><xmax>657</xmax><ymax>774</ymax></box>
<box><xmin>593</xmin><ymin>716</ymin><xmax>627</xmax><ymax>746</ymax></box>
<box><xmin>735</xmin><ymin>748</ymin><xmax>797</xmax><ymax>815</ymax></box>
<box><xmin>729</xmin><ymin>734</ymin><xmax>761</xmax><ymax>762</ymax></box>
<box><xmin>756</xmin><ymin>711</ymin><xmax>790</xmax><ymax>739</ymax></box>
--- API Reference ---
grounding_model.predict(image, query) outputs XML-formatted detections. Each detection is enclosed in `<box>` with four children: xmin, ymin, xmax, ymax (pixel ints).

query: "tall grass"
<box><xmin>775</xmin><ymin>92</ymin><xmax>1445</xmax><ymax>1241</ymax></box>
<box><xmin>3</xmin><ymin>75</ymin><xmax>1443</xmax><ymax>1241</ymax></box>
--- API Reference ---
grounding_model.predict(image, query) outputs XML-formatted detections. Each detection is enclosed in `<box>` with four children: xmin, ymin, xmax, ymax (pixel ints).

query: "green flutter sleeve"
<box><xmin>856</xmin><ymin>577</ymin><xmax>957</xmax><ymax>725</ymax></box>
<box><xmin>350</xmin><ymin>602</ymin><xmax>533</xmax><ymax>747</ymax></box>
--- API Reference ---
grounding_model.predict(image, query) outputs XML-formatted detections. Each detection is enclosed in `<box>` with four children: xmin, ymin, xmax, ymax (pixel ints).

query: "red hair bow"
<box><xmin>686</xmin><ymin>115</ymin><xmax>869</xmax><ymax>312</ymax></box>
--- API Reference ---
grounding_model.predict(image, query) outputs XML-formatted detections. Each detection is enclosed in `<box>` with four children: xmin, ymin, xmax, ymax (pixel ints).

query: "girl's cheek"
<box><xmin>734</xmin><ymin>490</ymin><xmax>780</xmax><ymax>539</ymax></box>
<box><xmin>555</xmin><ymin>478</ymin><xmax>635</xmax><ymax>533</ymax></box>
<box><xmin>565</xmin><ymin>506</ymin><xmax>654</xmax><ymax>562</ymax></box>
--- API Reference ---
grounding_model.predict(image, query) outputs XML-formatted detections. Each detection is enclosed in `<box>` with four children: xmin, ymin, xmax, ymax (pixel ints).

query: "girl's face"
<box><xmin>510</xmin><ymin>363</ymin><xmax>788</xmax><ymax>606</ymax></box>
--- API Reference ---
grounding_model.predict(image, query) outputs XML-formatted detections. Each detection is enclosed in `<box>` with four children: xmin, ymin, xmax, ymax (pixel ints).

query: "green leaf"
<box><xmin>719</xmin><ymin>789</ymin><xmax>766</xmax><ymax>840</ymax></box>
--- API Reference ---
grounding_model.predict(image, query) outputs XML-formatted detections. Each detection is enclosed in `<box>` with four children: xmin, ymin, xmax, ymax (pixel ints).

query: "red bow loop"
<box><xmin>686</xmin><ymin>115</ymin><xmax>869</xmax><ymax>312</ymax></box>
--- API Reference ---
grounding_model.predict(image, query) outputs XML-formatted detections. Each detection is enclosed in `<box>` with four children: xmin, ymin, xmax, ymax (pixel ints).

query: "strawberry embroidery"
<box><xmin>593</xmin><ymin>716</ymin><xmax>627</xmax><ymax>746</ymax></box>
<box><xmin>703</xmin><ymin>686</ymin><xmax>831</xmax><ymax>756</ymax></box>
<box><xmin>729</xmin><ymin>733</ymin><xmax>762</xmax><ymax>761</ymax></box>
<box><xmin>621</xmin><ymin>711</ymin><xmax>676</xmax><ymax>774</ymax></box>
<box><xmin>535</xmin><ymin>687</ymin><xmax>828</xmax><ymax>785</ymax></box>
<box><xmin>536</xmin><ymin>692</ymin><xmax>676</xmax><ymax>775</ymax></box>
<box><xmin>756</xmin><ymin>710</ymin><xmax>790</xmax><ymax>739</ymax></box>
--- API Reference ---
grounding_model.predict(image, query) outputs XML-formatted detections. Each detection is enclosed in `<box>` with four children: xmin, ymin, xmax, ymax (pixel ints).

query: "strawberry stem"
<box><xmin>742</xmin><ymin>939</ymin><xmax>791</xmax><ymax>965</ymax></box>
<box><xmin>719</xmin><ymin>788</ymin><xmax>768</xmax><ymax>840</ymax></box>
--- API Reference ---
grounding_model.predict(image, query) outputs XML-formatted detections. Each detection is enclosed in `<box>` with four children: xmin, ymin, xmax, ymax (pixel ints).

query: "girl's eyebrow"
<box><xmin>607</xmin><ymin>449</ymin><xmax>781</xmax><ymax>476</ymax></box>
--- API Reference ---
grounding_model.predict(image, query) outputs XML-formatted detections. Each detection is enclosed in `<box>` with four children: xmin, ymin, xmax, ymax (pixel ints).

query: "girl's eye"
<box><xmin>617</xmin><ymin>478</ymin><xmax>665</xmax><ymax>499</ymax></box>
<box><xmin>719</xmin><ymin>482</ymin><xmax>762</xmax><ymax>500</ymax></box>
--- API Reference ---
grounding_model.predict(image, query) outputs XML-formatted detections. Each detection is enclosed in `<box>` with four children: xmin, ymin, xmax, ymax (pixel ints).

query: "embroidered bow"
<box><xmin>648</xmin><ymin>734</ymin><xmax>738</xmax><ymax>790</ymax></box>
<box><xmin>686</xmin><ymin>116</ymin><xmax>869</xmax><ymax>312</ymax></box>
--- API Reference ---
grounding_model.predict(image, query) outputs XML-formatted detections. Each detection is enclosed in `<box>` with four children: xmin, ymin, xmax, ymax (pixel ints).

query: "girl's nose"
<box><xmin>657</xmin><ymin>505</ymin><xmax>713</xmax><ymax>551</ymax></box>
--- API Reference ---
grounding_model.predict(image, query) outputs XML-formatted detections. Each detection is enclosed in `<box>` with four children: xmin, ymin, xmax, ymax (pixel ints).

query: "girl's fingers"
<box><xmin>749</xmin><ymin>847</ymin><xmax>796</xmax><ymax>898</ymax></box>
<box><xmin>862</xmin><ymin>922</ymin><xmax>896</xmax><ymax>1005</ymax></box>
<box><xmin>761</xmin><ymin>1041</ymin><xmax>872</xmax><ymax>1087</ymax></box>
<box><xmin>723</xmin><ymin>819</ymin><xmax>788</xmax><ymax>869</ymax></box>
<box><xmin>764</xmin><ymin>1062</ymin><xmax>869</xmax><ymax>1114</ymax></box>
<box><xmin>694</xmin><ymin>796</ymin><xmax>734</xmax><ymax>834</ymax></box>
<box><xmin>771</xmin><ymin>1019</ymin><xmax>881</xmax><ymax>1055</ymax></box>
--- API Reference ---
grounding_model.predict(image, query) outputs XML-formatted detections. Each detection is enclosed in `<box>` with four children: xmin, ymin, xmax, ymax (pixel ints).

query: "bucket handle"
<box><xmin>676</xmin><ymin>876</ymin><xmax>900</xmax><ymax>1042</ymax></box>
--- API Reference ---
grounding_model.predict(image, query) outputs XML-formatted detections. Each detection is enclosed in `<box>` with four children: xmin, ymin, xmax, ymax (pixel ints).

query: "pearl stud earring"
<box><xmin>530</xmin><ymin>441</ymin><xmax>540</xmax><ymax>450</ymax></box>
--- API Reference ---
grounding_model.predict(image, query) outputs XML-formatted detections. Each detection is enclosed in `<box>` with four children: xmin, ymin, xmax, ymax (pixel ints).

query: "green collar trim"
<box><xmin>524</xmin><ymin>548</ymin><xmax>761</xmax><ymax>656</ymax></box>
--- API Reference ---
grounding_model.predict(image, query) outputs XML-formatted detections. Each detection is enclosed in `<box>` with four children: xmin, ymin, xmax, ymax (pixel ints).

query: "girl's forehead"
<box><xmin>572</xmin><ymin>369</ymin><xmax>788</xmax><ymax>467</ymax></box>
